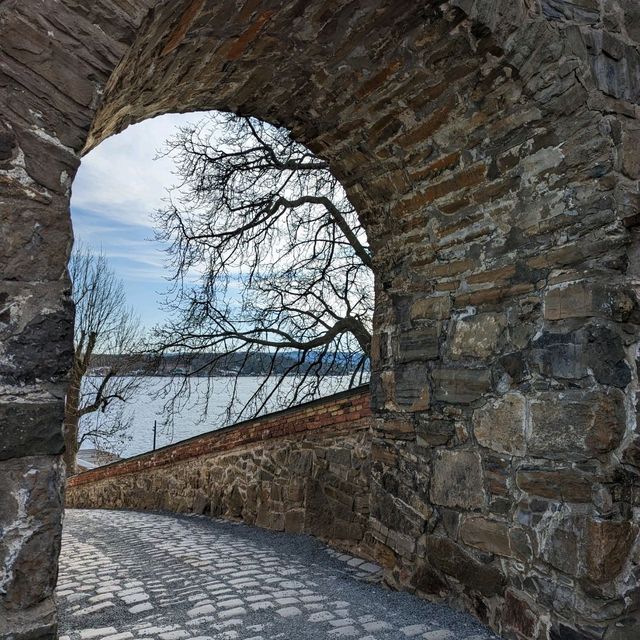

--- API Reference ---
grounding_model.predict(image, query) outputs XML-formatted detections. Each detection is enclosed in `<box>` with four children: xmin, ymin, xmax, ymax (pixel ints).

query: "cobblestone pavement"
<box><xmin>58</xmin><ymin>510</ymin><xmax>499</xmax><ymax>640</ymax></box>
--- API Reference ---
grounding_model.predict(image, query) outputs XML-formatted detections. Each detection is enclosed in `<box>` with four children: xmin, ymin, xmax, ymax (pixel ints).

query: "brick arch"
<box><xmin>1</xmin><ymin>1</ymin><xmax>639</xmax><ymax>639</ymax></box>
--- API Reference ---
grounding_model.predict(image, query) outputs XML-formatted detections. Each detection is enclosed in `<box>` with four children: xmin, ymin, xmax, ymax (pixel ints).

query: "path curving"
<box><xmin>58</xmin><ymin>510</ymin><xmax>498</xmax><ymax>640</ymax></box>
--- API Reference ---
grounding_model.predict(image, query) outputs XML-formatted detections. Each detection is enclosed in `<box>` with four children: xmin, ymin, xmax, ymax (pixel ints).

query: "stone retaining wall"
<box><xmin>66</xmin><ymin>387</ymin><xmax>373</xmax><ymax>552</ymax></box>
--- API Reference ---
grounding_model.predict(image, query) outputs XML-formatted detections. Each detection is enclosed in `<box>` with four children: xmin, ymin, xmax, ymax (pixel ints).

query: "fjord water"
<box><xmin>81</xmin><ymin>375</ymin><xmax>356</xmax><ymax>458</ymax></box>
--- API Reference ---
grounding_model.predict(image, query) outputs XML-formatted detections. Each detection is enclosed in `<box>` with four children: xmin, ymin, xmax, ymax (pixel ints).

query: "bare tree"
<box><xmin>64</xmin><ymin>247</ymin><xmax>147</xmax><ymax>475</ymax></box>
<box><xmin>152</xmin><ymin>113</ymin><xmax>373</xmax><ymax>421</ymax></box>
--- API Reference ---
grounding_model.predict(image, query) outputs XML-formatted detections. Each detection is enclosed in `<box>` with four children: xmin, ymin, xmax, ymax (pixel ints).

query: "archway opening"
<box><xmin>68</xmin><ymin>110</ymin><xmax>373</xmax><ymax>467</ymax></box>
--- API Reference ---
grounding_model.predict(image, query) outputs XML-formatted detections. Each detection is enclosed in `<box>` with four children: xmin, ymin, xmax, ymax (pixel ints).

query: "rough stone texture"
<box><xmin>0</xmin><ymin>456</ymin><xmax>64</xmax><ymax>639</ymax></box>
<box><xmin>449</xmin><ymin>313</ymin><xmax>506</xmax><ymax>359</ymax></box>
<box><xmin>67</xmin><ymin>389</ymin><xmax>373</xmax><ymax>552</ymax></box>
<box><xmin>2</xmin><ymin>1</ymin><xmax>640</xmax><ymax>639</ymax></box>
<box><xmin>528</xmin><ymin>390</ymin><xmax>626</xmax><ymax>460</ymax></box>
<box><xmin>430</xmin><ymin>450</ymin><xmax>486</xmax><ymax>509</ymax></box>
<box><xmin>473</xmin><ymin>392</ymin><xmax>526</xmax><ymax>455</ymax></box>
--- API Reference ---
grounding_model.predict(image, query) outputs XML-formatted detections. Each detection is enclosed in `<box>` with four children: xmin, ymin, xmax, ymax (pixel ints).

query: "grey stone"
<box><xmin>529</xmin><ymin>323</ymin><xmax>631</xmax><ymax>388</ymax></box>
<box><xmin>0</xmin><ymin>401</ymin><xmax>65</xmax><ymax>460</ymax></box>
<box><xmin>528</xmin><ymin>390</ymin><xmax>626</xmax><ymax>460</ymax></box>
<box><xmin>431</xmin><ymin>368</ymin><xmax>492</xmax><ymax>404</ymax></box>
<box><xmin>430</xmin><ymin>450</ymin><xmax>485</xmax><ymax>510</ymax></box>
<box><xmin>473</xmin><ymin>393</ymin><xmax>526</xmax><ymax>456</ymax></box>
<box><xmin>448</xmin><ymin>313</ymin><xmax>506</xmax><ymax>360</ymax></box>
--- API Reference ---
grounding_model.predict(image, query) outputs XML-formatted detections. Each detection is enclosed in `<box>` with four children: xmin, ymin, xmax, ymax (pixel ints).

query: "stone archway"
<box><xmin>1</xmin><ymin>1</ymin><xmax>639</xmax><ymax>638</ymax></box>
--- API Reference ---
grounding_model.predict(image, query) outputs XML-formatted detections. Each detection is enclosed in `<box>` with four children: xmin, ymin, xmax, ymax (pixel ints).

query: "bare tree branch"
<box><xmin>151</xmin><ymin>113</ymin><xmax>373</xmax><ymax>421</ymax></box>
<box><xmin>64</xmin><ymin>247</ymin><xmax>150</xmax><ymax>475</ymax></box>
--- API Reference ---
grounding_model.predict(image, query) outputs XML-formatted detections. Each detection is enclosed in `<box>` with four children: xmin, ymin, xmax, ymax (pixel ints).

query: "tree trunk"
<box><xmin>63</xmin><ymin>365</ymin><xmax>83</xmax><ymax>476</ymax></box>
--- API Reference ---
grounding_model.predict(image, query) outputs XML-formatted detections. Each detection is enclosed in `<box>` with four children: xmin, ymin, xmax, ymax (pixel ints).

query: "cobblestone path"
<box><xmin>58</xmin><ymin>510</ymin><xmax>499</xmax><ymax>640</ymax></box>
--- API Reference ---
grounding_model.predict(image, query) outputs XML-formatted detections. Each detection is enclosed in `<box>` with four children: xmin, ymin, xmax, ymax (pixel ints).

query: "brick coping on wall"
<box><xmin>68</xmin><ymin>384</ymin><xmax>371</xmax><ymax>487</ymax></box>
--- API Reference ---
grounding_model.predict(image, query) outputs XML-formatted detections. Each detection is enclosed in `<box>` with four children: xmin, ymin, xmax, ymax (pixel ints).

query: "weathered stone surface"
<box><xmin>430</xmin><ymin>450</ymin><xmax>485</xmax><ymax>509</ymax></box>
<box><xmin>541</xmin><ymin>519</ymin><xmax>580</xmax><ymax>576</ymax></box>
<box><xmin>621</xmin><ymin>121</ymin><xmax>640</xmax><ymax>179</ymax></box>
<box><xmin>431</xmin><ymin>368</ymin><xmax>492</xmax><ymax>404</ymax></box>
<box><xmin>423</xmin><ymin>536</ymin><xmax>505</xmax><ymax>597</ymax></box>
<box><xmin>544</xmin><ymin>283</ymin><xmax>636</xmax><ymax>322</ymax></box>
<box><xmin>394</xmin><ymin>363</ymin><xmax>431</xmax><ymax>410</ymax></box>
<box><xmin>0</xmin><ymin>401</ymin><xmax>65</xmax><ymax>461</ymax></box>
<box><xmin>529</xmin><ymin>323</ymin><xmax>631</xmax><ymax>388</ymax></box>
<box><xmin>516</xmin><ymin>468</ymin><xmax>592</xmax><ymax>502</ymax></box>
<box><xmin>0</xmin><ymin>302</ymin><xmax>74</xmax><ymax>384</ymax></box>
<box><xmin>473</xmin><ymin>393</ymin><xmax>526</xmax><ymax>455</ymax></box>
<box><xmin>410</xmin><ymin>296</ymin><xmax>452</xmax><ymax>321</ymax></box>
<box><xmin>396</xmin><ymin>327</ymin><xmax>440</xmax><ymax>362</ymax></box>
<box><xmin>583</xmin><ymin>519</ymin><xmax>638</xmax><ymax>584</ymax></box>
<box><xmin>541</xmin><ymin>0</ymin><xmax>600</xmax><ymax>24</ymax></box>
<box><xmin>449</xmin><ymin>313</ymin><xmax>506</xmax><ymax>359</ymax></box>
<box><xmin>460</xmin><ymin>515</ymin><xmax>512</xmax><ymax>556</ymax></box>
<box><xmin>415</xmin><ymin>416</ymin><xmax>455</xmax><ymax>447</ymax></box>
<box><xmin>528</xmin><ymin>390</ymin><xmax>626</xmax><ymax>460</ymax></box>
<box><xmin>0</xmin><ymin>598</ymin><xmax>57</xmax><ymax>640</ymax></box>
<box><xmin>0</xmin><ymin>456</ymin><xmax>64</xmax><ymax>614</ymax></box>
<box><xmin>501</xmin><ymin>590</ymin><xmax>538</xmax><ymax>639</ymax></box>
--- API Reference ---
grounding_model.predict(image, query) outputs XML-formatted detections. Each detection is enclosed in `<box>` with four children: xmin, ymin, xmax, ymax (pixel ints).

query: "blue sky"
<box><xmin>71</xmin><ymin>112</ymin><xmax>204</xmax><ymax>329</ymax></box>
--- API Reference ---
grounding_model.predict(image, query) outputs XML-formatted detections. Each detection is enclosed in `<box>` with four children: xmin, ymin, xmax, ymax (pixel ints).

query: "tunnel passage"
<box><xmin>1</xmin><ymin>1</ymin><xmax>640</xmax><ymax>639</ymax></box>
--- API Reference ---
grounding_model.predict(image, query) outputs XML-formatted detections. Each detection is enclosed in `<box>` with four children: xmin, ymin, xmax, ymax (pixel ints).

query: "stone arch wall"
<box><xmin>1</xmin><ymin>1</ymin><xmax>639</xmax><ymax>638</ymax></box>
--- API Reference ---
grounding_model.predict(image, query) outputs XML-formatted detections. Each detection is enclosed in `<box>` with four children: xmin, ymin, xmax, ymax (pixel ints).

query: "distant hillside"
<box><xmin>89</xmin><ymin>351</ymin><xmax>369</xmax><ymax>377</ymax></box>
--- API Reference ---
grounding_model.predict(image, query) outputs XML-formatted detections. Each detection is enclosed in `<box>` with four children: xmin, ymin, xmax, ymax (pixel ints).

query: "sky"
<box><xmin>71</xmin><ymin>112</ymin><xmax>205</xmax><ymax>330</ymax></box>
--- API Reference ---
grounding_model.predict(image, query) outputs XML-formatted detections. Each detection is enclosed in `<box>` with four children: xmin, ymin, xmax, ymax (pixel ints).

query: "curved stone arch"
<box><xmin>1</xmin><ymin>1</ymin><xmax>639</xmax><ymax>639</ymax></box>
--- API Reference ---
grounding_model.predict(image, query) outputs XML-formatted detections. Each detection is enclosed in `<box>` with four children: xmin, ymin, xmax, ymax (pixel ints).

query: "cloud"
<box><xmin>69</xmin><ymin>111</ymin><xmax>242</xmax><ymax>328</ymax></box>
<box><xmin>72</xmin><ymin>112</ymin><xmax>204</xmax><ymax>229</ymax></box>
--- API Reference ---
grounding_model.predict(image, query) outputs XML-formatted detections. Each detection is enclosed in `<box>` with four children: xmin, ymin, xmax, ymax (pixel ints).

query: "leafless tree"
<box><xmin>64</xmin><ymin>247</ymin><xmax>148</xmax><ymax>475</ymax></box>
<box><xmin>152</xmin><ymin>113</ymin><xmax>373</xmax><ymax>421</ymax></box>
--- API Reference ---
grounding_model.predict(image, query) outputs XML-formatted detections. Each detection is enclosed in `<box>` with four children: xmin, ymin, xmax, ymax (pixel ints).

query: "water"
<box><xmin>79</xmin><ymin>376</ymin><xmax>358</xmax><ymax>459</ymax></box>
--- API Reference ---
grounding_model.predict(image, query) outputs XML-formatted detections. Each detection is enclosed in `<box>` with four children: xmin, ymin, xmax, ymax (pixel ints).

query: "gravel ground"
<box><xmin>57</xmin><ymin>509</ymin><xmax>499</xmax><ymax>640</ymax></box>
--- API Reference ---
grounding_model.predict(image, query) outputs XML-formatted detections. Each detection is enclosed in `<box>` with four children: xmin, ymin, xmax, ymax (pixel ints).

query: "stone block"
<box><xmin>583</xmin><ymin>519</ymin><xmax>638</xmax><ymax>584</ymax></box>
<box><xmin>541</xmin><ymin>0</ymin><xmax>600</xmax><ymax>24</ymax></box>
<box><xmin>516</xmin><ymin>468</ymin><xmax>592</xmax><ymax>502</ymax></box>
<box><xmin>431</xmin><ymin>368</ymin><xmax>492</xmax><ymax>404</ymax></box>
<box><xmin>621</xmin><ymin>121</ymin><xmax>640</xmax><ymax>179</ymax></box>
<box><xmin>502</xmin><ymin>590</ymin><xmax>538</xmax><ymax>639</ymax></box>
<box><xmin>483</xmin><ymin>454</ymin><xmax>510</xmax><ymax>496</ymax></box>
<box><xmin>460</xmin><ymin>515</ymin><xmax>512</xmax><ymax>556</ymax></box>
<box><xmin>410</xmin><ymin>559</ymin><xmax>448</xmax><ymax>596</ymax></box>
<box><xmin>394</xmin><ymin>362</ymin><xmax>431</xmax><ymax>410</ymax></box>
<box><xmin>396</xmin><ymin>326</ymin><xmax>440</xmax><ymax>362</ymax></box>
<box><xmin>508</xmin><ymin>527</ymin><xmax>533</xmax><ymax>562</ymax></box>
<box><xmin>374</xmin><ymin>415</ymin><xmax>415</xmax><ymax>440</ymax></box>
<box><xmin>415</xmin><ymin>416</ymin><xmax>455</xmax><ymax>447</ymax></box>
<box><xmin>284</xmin><ymin>509</ymin><xmax>305</xmax><ymax>533</ymax></box>
<box><xmin>423</xmin><ymin>535</ymin><xmax>505</xmax><ymax>597</ymax></box>
<box><xmin>528</xmin><ymin>390</ymin><xmax>625</xmax><ymax>460</ymax></box>
<box><xmin>541</xmin><ymin>521</ymin><xmax>579</xmax><ymax>576</ymax></box>
<box><xmin>410</xmin><ymin>296</ymin><xmax>451</xmax><ymax>321</ymax></box>
<box><xmin>529</xmin><ymin>323</ymin><xmax>631</xmax><ymax>388</ymax></box>
<box><xmin>0</xmin><ymin>598</ymin><xmax>57</xmax><ymax>640</ymax></box>
<box><xmin>430</xmin><ymin>450</ymin><xmax>485</xmax><ymax>509</ymax></box>
<box><xmin>0</xmin><ymin>299</ymin><xmax>74</xmax><ymax>384</ymax></box>
<box><xmin>0</xmin><ymin>456</ymin><xmax>64</xmax><ymax>609</ymax></box>
<box><xmin>473</xmin><ymin>392</ymin><xmax>526</xmax><ymax>456</ymax></box>
<box><xmin>0</xmin><ymin>401</ymin><xmax>65</xmax><ymax>461</ymax></box>
<box><xmin>543</xmin><ymin>282</ymin><xmax>635</xmax><ymax>322</ymax></box>
<box><xmin>449</xmin><ymin>313</ymin><xmax>506</xmax><ymax>359</ymax></box>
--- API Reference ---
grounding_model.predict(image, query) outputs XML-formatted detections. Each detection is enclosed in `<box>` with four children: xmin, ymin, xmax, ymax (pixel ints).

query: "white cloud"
<box><xmin>72</xmin><ymin>112</ymin><xmax>204</xmax><ymax>229</ymax></box>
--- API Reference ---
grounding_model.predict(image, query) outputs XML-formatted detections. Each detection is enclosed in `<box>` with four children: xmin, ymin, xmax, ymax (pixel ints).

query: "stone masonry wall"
<box><xmin>66</xmin><ymin>388</ymin><xmax>373</xmax><ymax>553</ymax></box>
<box><xmin>2</xmin><ymin>1</ymin><xmax>640</xmax><ymax>639</ymax></box>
